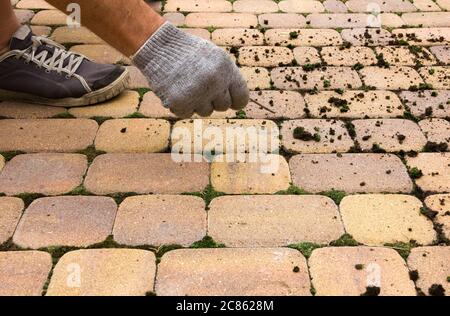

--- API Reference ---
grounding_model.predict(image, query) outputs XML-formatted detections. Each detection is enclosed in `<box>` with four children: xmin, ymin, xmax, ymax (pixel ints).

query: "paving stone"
<box><xmin>0</xmin><ymin>101</ymin><xmax>67</xmax><ymax>119</ymax></box>
<box><xmin>209</xmin><ymin>195</ymin><xmax>344</xmax><ymax>247</ymax></box>
<box><xmin>14</xmin><ymin>9</ymin><xmax>34</xmax><ymax>23</ymax></box>
<box><xmin>306</xmin><ymin>13</ymin><xmax>372</xmax><ymax>28</ymax></box>
<box><xmin>13</xmin><ymin>196</ymin><xmax>116</xmax><ymax>248</ymax></box>
<box><xmin>278</xmin><ymin>0</ymin><xmax>325</xmax><ymax>13</ymax></box>
<box><xmin>139</xmin><ymin>91</ymin><xmax>176</xmax><ymax>118</ymax></box>
<box><xmin>31</xmin><ymin>9</ymin><xmax>66</xmax><ymax>25</ymax></box>
<box><xmin>211</xmin><ymin>28</ymin><xmax>264</xmax><ymax>46</ymax></box>
<box><xmin>425</xmin><ymin>194</ymin><xmax>450</xmax><ymax>240</ymax></box>
<box><xmin>419</xmin><ymin>119</ymin><xmax>450</xmax><ymax>149</ymax></box>
<box><xmin>341</xmin><ymin>28</ymin><xmax>394</xmax><ymax>46</ymax></box>
<box><xmin>406</xmin><ymin>153</ymin><xmax>450</xmax><ymax>192</ymax></box>
<box><xmin>321</xmin><ymin>46</ymin><xmax>377</xmax><ymax>66</ymax></box>
<box><xmin>156</xmin><ymin>248</ymin><xmax>311</xmax><ymax>296</ymax></box>
<box><xmin>354</xmin><ymin>119</ymin><xmax>427</xmax><ymax>152</ymax></box>
<box><xmin>95</xmin><ymin>119</ymin><xmax>170</xmax><ymax>153</ymax></box>
<box><xmin>211</xmin><ymin>154</ymin><xmax>291</xmax><ymax>194</ymax></box>
<box><xmin>163</xmin><ymin>12</ymin><xmax>185</xmax><ymax>26</ymax></box>
<box><xmin>281</xmin><ymin>119</ymin><xmax>354</xmax><ymax>154</ymax></box>
<box><xmin>399</xmin><ymin>90</ymin><xmax>450</xmax><ymax>118</ymax></box>
<box><xmin>402</xmin><ymin>12</ymin><xmax>450</xmax><ymax>27</ymax></box>
<box><xmin>125</xmin><ymin>66</ymin><xmax>150</xmax><ymax>89</ymax></box>
<box><xmin>70</xmin><ymin>45</ymin><xmax>130</xmax><ymax>65</ymax></box>
<box><xmin>408</xmin><ymin>247</ymin><xmax>450</xmax><ymax>296</ymax></box>
<box><xmin>412</xmin><ymin>0</ymin><xmax>442</xmax><ymax>11</ymax></box>
<box><xmin>238</xmin><ymin>46</ymin><xmax>294</xmax><ymax>67</ymax></box>
<box><xmin>113</xmin><ymin>195</ymin><xmax>206</xmax><ymax>247</ymax></box>
<box><xmin>309</xmin><ymin>247</ymin><xmax>417</xmax><ymax>296</ymax></box>
<box><xmin>172</xmin><ymin>119</ymin><xmax>279</xmax><ymax>155</ymax></box>
<box><xmin>290</xmin><ymin>153</ymin><xmax>413</xmax><ymax>193</ymax></box>
<box><xmin>30</xmin><ymin>25</ymin><xmax>52</xmax><ymax>37</ymax></box>
<box><xmin>375</xmin><ymin>46</ymin><xmax>436</xmax><ymax>66</ymax></box>
<box><xmin>0</xmin><ymin>155</ymin><xmax>4</xmax><ymax>172</ymax></box>
<box><xmin>84</xmin><ymin>154</ymin><xmax>209</xmax><ymax>195</ymax></box>
<box><xmin>233</xmin><ymin>0</ymin><xmax>278</xmax><ymax>14</ymax></box>
<box><xmin>293</xmin><ymin>47</ymin><xmax>321</xmax><ymax>65</ymax></box>
<box><xmin>379</xmin><ymin>13</ymin><xmax>406</xmax><ymax>28</ymax></box>
<box><xmin>0</xmin><ymin>119</ymin><xmax>98</xmax><ymax>153</ymax></box>
<box><xmin>359</xmin><ymin>66</ymin><xmax>424</xmax><ymax>90</ymax></box>
<box><xmin>68</xmin><ymin>91</ymin><xmax>139</xmax><ymax>118</ymax></box>
<box><xmin>246</xmin><ymin>90</ymin><xmax>306</xmax><ymax>119</ymax></box>
<box><xmin>392</xmin><ymin>28</ymin><xmax>450</xmax><ymax>46</ymax></box>
<box><xmin>419</xmin><ymin>66</ymin><xmax>450</xmax><ymax>89</ymax></box>
<box><xmin>0</xmin><ymin>154</ymin><xmax>87</xmax><ymax>196</ymax></box>
<box><xmin>17</xmin><ymin>0</ymin><xmax>54</xmax><ymax>9</ymax></box>
<box><xmin>185</xmin><ymin>13</ymin><xmax>258</xmax><ymax>28</ymax></box>
<box><xmin>0</xmin><ymin>197</ymin><xmax>23</xmax><ymax>244</ymax></box>
<box><xmin>240</xmin><ymin>67</ymin><xmax>271</xmax><ymax>90</ymax></box>
<box><xmin>265</xmin><ymin>28</ymin><xmax>343</xmax><ymax>46</ymax></box>
<box><xmin>345</xmin><ymin>0</ymin><xmax>417</xmax><ymax>12</ymax></box>
<box><xmin>46</xmin><ymin>249</ymin><xmax>156</xmax><ymax>296</ymax></box>
<box><xmin>51</xmin><ymin>26</ymin><xmax>103</xmax><ymax>44</ymax></box>
<box><xmin>437</xmin><ymin>0</ymin><xmax>450</xmax><ymax>10</ymax></box>
<box><xmin>165</xmin><ymin>0</ymin><xmax>232</xmax><ymax>12</ymax></box>
<box><xmin>305</xmin><ymin>90</ymin><xmax>404</xmax><ymax>118</ymax></box>
<box><xmin>0</xmin><ymin>251</ymin><xmax>52</xmax><ymax>296</ymax></box>
<box><xmin>340</xmin><ymin>194</ymin><xmax>436</xmax><ymax>246</ymax></box>
<box><xmin>271</xmin><ymin>66</ymin><xmax>362</xmax><ymax>90</ymax></box>
<box><xmin>323</xmin><ymin>0</ymin><xmax>348</xmax><ymax>13</ymax></box>
<box><xmin>258</xmin><ymin>13</ymin><xmax>306</xmax><ymax>28</ymax></box>
<box><xmin>430</xmin><ymin>46</ymin><xmax>450</xmax><ymax>64</ymax></box>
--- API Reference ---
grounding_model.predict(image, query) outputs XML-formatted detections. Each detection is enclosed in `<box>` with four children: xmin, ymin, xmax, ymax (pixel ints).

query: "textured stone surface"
<box><xmin>212</xmin><ymin>28</ymin><xmax>264</xmax><ymax>46</ymax></box>
<box><xmin>406</xmin><ymin>153</ymin><xmax>450</xmax><ymax>192</ymax></box>
<box><xmin>258</xmin><ymin>13</ymin><xmax>306</xmax><ymax>28</ymax></box>
<box><xmin>376</xmin><ymin>46</ymin><xmax>436</xmax><ymax>66</ymax></box>
<box><xmin>0</xmin><ymin>197</ymin><xmax>24</xmax><ymax>244</ymax></box>
<box><xmin>425</xmin><ymin>194</ymin><xmax>450</xmax><ymax>240</ymax></box>
<box><xmin>185</xmin><ymin>13</ymin><xmax>258</xmax><ymax>28</ymax></box>
<box><xmin>238</xmin><ymin>46</ymin><xmax>294</xmax><ymax>67</ymax></box>
<box><xmin>359</xmin><ymin>66</ymin><xmax>424</xmax><ymax>90</ymax></box>
<box><xmin>419</xmin><ymin>67</ymin><xmax>450</xmax><ymax>90</ymax></box>
<box><xmin>419</xmin><ymin>119</ymin><xmax>450</xmax><ymax>149</ymax></box>
<box><xmin>51</xmin><ymin>26</ymin><xmax>102</xmax><ymax>44</ymax></box>
<box><xmin>321</xmin><ymin>46</ymin><xmax>377</xmax><ymax>66</ymax></box>
<box><xmin>265</xmin><ymin>29</ymin><xmax>342</xmax><ymax>46</ymax></box>
<box><xmin>399</xmin><ymin>90</ymin><xmax>450</xmax><ymax>118</ymax></box>
<box><xmin>430</xmin><ymin>46</ymin><xmax>450</xmax><ymax>64</ymax></box>
<box><xmin>0</xmin><ymin>101</ymin><xmax>67</xmax><ymax>119</ymax></box>
<box><xmin>341</xmin><ymin>28</ymin><xmax>394</xmax><ymax>46</ymax></box>
<box><xmin>246</xmin><ymin>90</ymin><xmax>306</xmax><ymax>119</ymax></box>
<box><xmin>278</xmin><ymin>0</ymin><xmax>324</xmax><ymax>13</ymax></box>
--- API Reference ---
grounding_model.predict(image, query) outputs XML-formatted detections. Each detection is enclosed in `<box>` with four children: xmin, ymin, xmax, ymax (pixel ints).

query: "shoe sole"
<box><xmin>0</xmin><ymin>68</ymin><xmax>130</xmax><ymax>107</ymax></box>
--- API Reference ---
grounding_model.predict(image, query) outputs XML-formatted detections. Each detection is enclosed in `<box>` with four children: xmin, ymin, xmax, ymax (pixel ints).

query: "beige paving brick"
<box><xmin>84</xmin><ymin>154</ymin><xmax>209</xmax><ymax>195</ymax></box>
<box><xmin>17</xmin><ymin>0</ymin><xmax>54</xmax><ymax>9</ymax></box>
<box><xmin>413</xmin><ymin>0</ymin><xmax>442</xmax><ymax>11</ymax></box>
<box><xmin>240</xmin><ymin>67</ymin><xmax>271</xmax><ymax>90</ymax></box>
<box><xmin>125</xmin><ymin>66</ymin><xmax>150</xmax><ymax>89</ymax></box>
<box><xmin>408</xmin><ymin>247</ymin><xmax>450</xmax><ymax>296</ymax></box>
<box><xmin>113</xmin><ymin>195</ymin><xmax>206</xmax><ymax>247</ymax></box>
<box><xmin>46</xmin><ymin>249</ymin><xmax>156</xmax><ymax>296</ymax></box>
<box><xmin>309</xmin><ymin>247</ymin><xmax>417</xmax><ymax>296</ymax></box>
<box><xmin>321</xmin><ymin>46</ymin><xmax>377</xmax><ymax>66</ymax></box>
<box><xmin>359</xmin><ymin>66</ymin><xmax>424</xmax><ymax>90</ymax></box>
<box><xmin>185</xmin><ymin>13</ymin><xmax>258</xmax><ymax>28</ymax></box>
<box><xmin>0</xmin><ymin>155</ymin><xmax>4</xmax><ymax>172</ymax></box>
<box><xmin>165</xmin><ymin>0</ymin><xmax>232</xmax><ymax>12</ymax></box>
<box><xmin>281</xmin><ymin>119</ymin><xmax>354</xmax><ymax>154</ymax></box>
<box><xmin>211</xmin><ymin>154</ymin><xmax>291</xmax><ymax>194</ymax></box>
<box><xmin>238</xmin><ymin>46</ymin><xmax>294</xmax><ymax>67</ymax></box>
<box><xmin>139</xmin><ymin>91</ymin><xmax>175</xmax><ymax>118</ymax></box>
<box><xmin>306</xmin><ymin>13</ymin><xmax>371</xmax><ymax>28</ymax></box>
<box><xmin>0</xmin><ymin>101</ymin><xmax>67</xmax><ymax>119</ymax></box>
<box><xmin>272</xmin><ymin>66</ymin><xmax>362</xmax><ymax>90</ymax></box>
<box><xmin>14</xmin><ymin>9</ymin><xmax>34</xmax><ymax>24</ymax></box>
<box><xmin>156</xmin><ymin>248</ymin><xmax>311</xmax><ymax>296</ymax></box>
<box><xmin>430</xmin><ymin>46</ymin><xmax>450</xmax><ymax>64</ymax></box>
<box><xmin>31</xmin><ymin>9</ymin><xmax>66</xmax><ymax>25</ymax></box>
<box><xmin>0</xmin><ymin>154</ymin><xmax>87</xmax><ymax>196</ymax></box>
<box><xmin>376</xmin><ymin>46</ymin><xmax>436</xmax><ymax>66</ymax></box>
<box><xmin>211</xmin><ymin>29</ymin><xmax>264</xmax><ymax>46</ymax></box>
<box><xmin>13</xmin><ymin>196</ymin><xmax>116</xmax><ymax>248</ymax></box>
<box><xmin>95</xmin><ymin>119</ymin><xmax>170</xmax><ymax>153</ymax></box>
<box><xmin>399</xmin><ymin>90</ymin><xmax>450</xmax><ymax>118</ymax></box>
<box><xmin>51</xmin><ymin>26</ymin><xmax>103</xmax><ymax>44</ymax></box>
<box><xmin>341</xmin><ymin>28</ymin><xmax>394</xmax><ymax>46</ymax></box>
<box><xmin>293</xmin><ymin>47</ymin><xmax>321</xmax><ymax>65</ymax></box>
<box><xmin>0</xmin><ymin>197</ymin><xmax>23</xmax><ymax>244</ymax></box>
<box><xmin>70</xmin><ymin>45</ymin><xmax>130</xmax><ymax>65</ymax></box>
<box><xmin>163</xmin><ymin>13</ymin><xmax>185</xmax><ymax>26</ymax></box>
<box><xmin>68</xmin><ymin>91</ymin><xmax>139</xmax><ymax>118</ymax></box>
<box><xmin>246</xmin><ymin>90</ymin><xmax>306</xmax><ymax>119</ymax></box>
<box><xmin>11</xmin><ymin>0</ymin><xmax>18</xmax><ymax>5</ymax></box>
<box><xmin>0</xmin><ymin>251</ymin><xmax>52</xmax><ymax>296</ymax></box>
<box><xmin>354</xmin><ymin>119</ymin><xmax>427</xmax><ymax>152</ymax></box>
<box><xmin>305</xmin><ymin>90</ymin><xmax>404</xmax><ymax>119</ymax></box>
<box><xmin>402</xmin><ymin>12</ymin><xmax>450</xmax><ymax>27</ymax></box>
<box><xmin>209</xmin><ymin>195</ymin><xmax>344</xmax><ymax>247</ymax></box>
<box><xmin>392</xmin><ymin>28</ymin><xmax>450</xmax><ymax>46</ymax></box>
<box><xmin>380</xmin><ymin>13</ymin><xmax>406</xmax><ymax>28</ymax></box>
<box><xmin>265</xmin><ymin>28</ymin><xmax>342</xmax><ymax>46</ymax></box>
<box><xmin>419</xmin><ymin>119</ymin><xmax>450</xmax><ymax>149</ymax></box>
<box><xmin>279</xmin><ymin>0</ymin><xmax>325</xmax><ymax>13</ymax></box>
<box><xmin>406</xmin><ymin>153</ymin><xmax>450</xmax><ymax>192</ymax></box>
<box><xmin>30</xmin><ymin>25</ymin><xmax>52</xmax><ymax>37</ymax></box>
<box><xmin>0</xmin><ymin>119</ymin><xmax>98</xmax><ymax>153</ymax></box>
<box><xmin>345</xmin><ymin>0</ymin><xmax>417</xmax><ymax>12</ymax></box>
<box><xmin>233</xmin><ymin>0</ymin><xmax>278</xmax><ymax>13</ymax></box>
<box><xmin>437</xmin><ymin>0</ymin><xmax>450</xmax><ymax>10</ymax></box>
<box><xmin>258</xmin><ymin>13</ymin><xmax>306</xmax><ymax>28</ymax></box>
<box><xmin>425</xmin><ymin>194</ymin><xmax>450</xmax><ymax>240</ymax></box>
<box><xmin>290</xmin><ymin>153</ymin><xmax>413</xmax><ymax>193</ymax></box>
<box><xmin>323</xmin><ymin>0</ymin><xmax>348</xmax><ymax>13</ymax></box>
<box><xmin>341</xmin><ymin>194</ymin><xmax>436</xmax><ymax>246</ymax></box>
<box><xmin>419</xmin><ymin>66</ymin><xmax>450</xmax><ymax>89</ymax></box>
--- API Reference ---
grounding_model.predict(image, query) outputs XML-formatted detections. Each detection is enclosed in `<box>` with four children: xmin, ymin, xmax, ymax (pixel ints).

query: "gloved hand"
<box><xmin>133</xmin><ymin>22</ymin><xmax>249</xmax><ymax>118</ymax></box>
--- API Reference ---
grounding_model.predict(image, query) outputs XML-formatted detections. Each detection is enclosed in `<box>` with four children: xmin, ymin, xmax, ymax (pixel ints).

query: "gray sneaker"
<box><xmin>0</xmin><ymin>26</ymin><xmax>129</xmax><ymax>107</ymax></box>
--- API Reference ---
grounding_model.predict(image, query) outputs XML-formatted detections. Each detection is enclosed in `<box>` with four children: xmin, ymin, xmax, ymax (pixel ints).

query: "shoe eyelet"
<box><xmin>45</xmin><ymin>69</ymin><xmax>51</xmax><ymax>74</ymax></box>
<box><xmin>65</xmin><ymin>75</ymin><xmax>71</xmax><ymax>79</ymax></box>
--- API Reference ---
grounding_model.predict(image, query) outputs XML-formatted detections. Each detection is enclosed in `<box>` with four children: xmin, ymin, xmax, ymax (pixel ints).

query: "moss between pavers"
<box><xmin>183</xmin><ymin>184</ymin><xmax>226</xmax><ymax>207</ymax></box>
<box><xmin>288</xmin><ymin>242</ymin><xmax>324</xmax><ymax>259</ymax></box>
<box><xmin>76</xmin><ymin>146</ymin><xmax>106</xmax><ymax>164</ymax></box>
<box><xmin>275</xmin><ymin>185</ymin><xmax>309</xmax><ymax>195</ymax></box>
<box><xmin>14</xmin><ymin>193</ymin><xmax>46</xmax><ymax>208</ymax></box>
<box><xmin>0</xmin><ymin>151</ymin><xmax>25</xmax><ymax>162</ymax></box>
<box><xmin>321</xmin><ymin>190</ymin><xmax>346</xmax><ymax>205</ymax></box>
<box><xmin>383</xmin><ymin>241</ymin><xmax>419</xmax><ymax>260</ymax></box>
